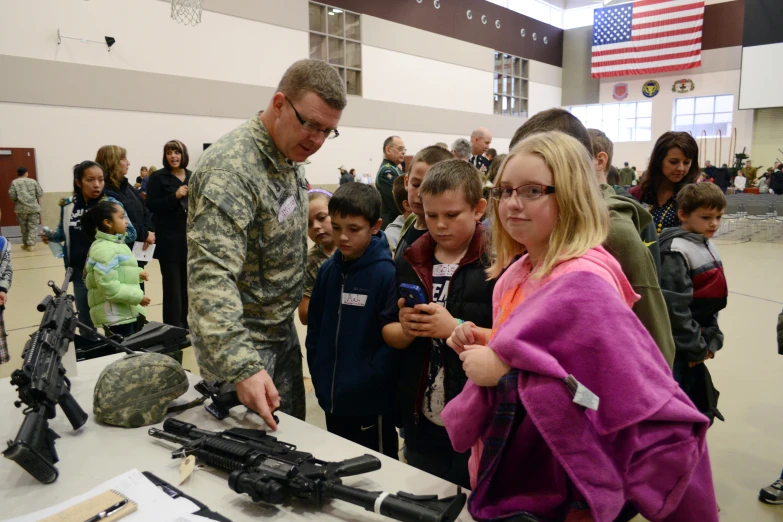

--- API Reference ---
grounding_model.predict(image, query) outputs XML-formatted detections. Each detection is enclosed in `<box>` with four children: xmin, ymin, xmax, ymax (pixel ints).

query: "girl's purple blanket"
<box><xmin>442</xmin><ymin>271</ymin><xmax>718</xmax><ymax>522</ymax></box>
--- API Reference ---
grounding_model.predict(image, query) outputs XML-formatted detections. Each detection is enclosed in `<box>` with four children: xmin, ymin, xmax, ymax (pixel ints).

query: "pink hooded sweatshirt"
<box><xmin>442</xmin><ymin>247</ymin><xmax>718</xmax><ymax>522</ymax></box>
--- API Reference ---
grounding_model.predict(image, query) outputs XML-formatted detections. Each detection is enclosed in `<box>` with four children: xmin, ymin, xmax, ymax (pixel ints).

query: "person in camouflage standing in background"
<box><xmin>9</xmin><ymin>167</ymin><xmax>43</xmax><ymax>251</ymax></box>
<box><xmin>187</xmin><ymin>60</ymin><xmax>346</xmax><ymax>430</ymax></box>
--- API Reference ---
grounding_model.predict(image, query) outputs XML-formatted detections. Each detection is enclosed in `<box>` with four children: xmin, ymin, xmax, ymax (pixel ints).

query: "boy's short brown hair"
<box><xmin>587</xmin><ymin>128</ymin><xmax>613</xmax><ymax>166</ymax></box>
<box><xmin>392</xmin><ymin>175</ymin><xmax>407</xmax><ymax>213</ymax></box>
<box><xmin>510</xmin><ymin>108</ymin><xmax>593</xmax><ymax>155</ymax></box>
<box><xmin>677</xmin><ymin>183</ymin><xmax>726</xmax><ymax>215</ymax></box>
<box><xmin>419</xmin><ymin>159</ymin><xmax>483</xmax><ymax>207</ymax></box>
<box><xmin>411</xmin><ymin>145</ymin><xmax>454</xmax><ymax>168</ymax></box>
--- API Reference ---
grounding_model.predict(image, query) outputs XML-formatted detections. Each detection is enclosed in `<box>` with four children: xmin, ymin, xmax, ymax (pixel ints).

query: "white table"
<box><xmin>0</xmin><ymin>354</ymin><xmax>471</xmax><ymax>521</ymax></box>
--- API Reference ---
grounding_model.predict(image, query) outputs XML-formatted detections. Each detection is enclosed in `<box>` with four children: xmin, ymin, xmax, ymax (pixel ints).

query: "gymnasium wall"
<box><xmin>0</xmin><ymin>0</ymin><xmax>560</xmax><ymax>204</ymax></box>
<box><xmin>562</xmin><ymin>0</ymin><xmax>754</xmax><ymax>171</ymax></box>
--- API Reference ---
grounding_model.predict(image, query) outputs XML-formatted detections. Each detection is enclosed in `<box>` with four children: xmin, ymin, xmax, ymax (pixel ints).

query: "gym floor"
<box><xmin>2</xmin><ymin>239</ymin><xmax>782</xmax><ymax>522</ymax></box>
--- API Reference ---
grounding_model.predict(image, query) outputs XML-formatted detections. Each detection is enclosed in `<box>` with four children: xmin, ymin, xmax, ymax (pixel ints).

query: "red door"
<box><xmin>0</xmin><ymin>148</ymin><xmax>39</xmax><ymax>227</ymax></box>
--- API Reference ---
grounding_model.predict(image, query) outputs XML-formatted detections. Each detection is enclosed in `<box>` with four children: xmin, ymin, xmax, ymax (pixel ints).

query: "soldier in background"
<box><xmin>8</xmin><ymin>167</ymin><xmax>44</xmax><ymax>251</ymax></box>
<box><xmin>619</xmin><ymin>162</ymin><xmax>635</xmax><ymax>186</ymax></box>
<box><xmin>376</xmin><ymin>136</ymin><xmax>406</xmax><ymax>230</ymax></box>
<box><xmin>742</xmin><ymin>159</ymin><xmax>760</xmax><ymax>186</ymax></box>
<box><xmin>187</xmin><ymin>59</ymin><xmax>346</xmax><ymax>430</ymax></box>
<box><xmin>469</xmin><ymin>127</ymin><xmax>492</xmax><ymax>174</ymax></box>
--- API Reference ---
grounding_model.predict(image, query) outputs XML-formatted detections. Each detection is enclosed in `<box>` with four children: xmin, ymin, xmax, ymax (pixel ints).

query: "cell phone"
<box><xmin>399</xmin><ymin>283</ymin><xmax>427</xmax><ymax>308</ymax></box>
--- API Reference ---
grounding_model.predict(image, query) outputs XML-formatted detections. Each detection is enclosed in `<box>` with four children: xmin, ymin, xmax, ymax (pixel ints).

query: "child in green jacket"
<box><xmin>82</xmin><ymin>201</ymin><xmax>150</xmax><ymax>338</ymax></box>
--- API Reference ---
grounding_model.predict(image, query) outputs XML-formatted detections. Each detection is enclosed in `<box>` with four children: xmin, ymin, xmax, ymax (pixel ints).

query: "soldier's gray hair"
<box><xmin>277</xmin><ymin>59</ymin><xmax>347</xmax><ymax>110</ymax></box>
<box><xmin>451</xmin><ymin>138</ymin><xmax>472</xmax><ymax>160</ymax></box>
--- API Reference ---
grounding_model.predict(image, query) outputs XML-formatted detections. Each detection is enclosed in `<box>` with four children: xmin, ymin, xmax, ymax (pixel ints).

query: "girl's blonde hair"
<box><xmin>487</xmin><ymin>131</ymin><xmax>609</xmax><ymax>279</ymax></box>
<box><xmin>95</xmin><ymin>145</ymin><xmax>128</xmax><ymax>188</ymax></box>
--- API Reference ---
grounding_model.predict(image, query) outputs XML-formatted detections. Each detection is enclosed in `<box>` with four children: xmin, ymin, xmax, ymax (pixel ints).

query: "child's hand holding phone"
<box><xmin>397</xmin><ymin>298</ymin><xmax>419</xmax><ymax>339</ymax></box>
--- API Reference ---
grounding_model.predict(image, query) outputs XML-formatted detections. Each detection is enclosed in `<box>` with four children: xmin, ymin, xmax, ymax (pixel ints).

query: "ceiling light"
<box><xmin>332</xmin><ymin>8</ymin><xmax>343</xmax><ymax>13</ymax></box>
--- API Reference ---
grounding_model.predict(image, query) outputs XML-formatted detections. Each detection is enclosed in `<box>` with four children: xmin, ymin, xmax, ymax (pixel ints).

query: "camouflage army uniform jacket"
<box><xmin>9</xmin><ymin>177</ymin><xmax>43</xmax><ymax>214</ymax></box>
<box><xmin>187</xmin><ymin>112</ymin><xmax>308</xmax><ymax>383</ymax></box>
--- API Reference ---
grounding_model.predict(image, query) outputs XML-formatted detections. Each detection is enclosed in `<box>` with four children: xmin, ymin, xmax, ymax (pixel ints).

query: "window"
<box><xmin>569</xmin><ymin>101</ymin><xmax>653</xmax><ymax>143</ymax></box>
<box><xmin>494</xmin><ymin>52</ymin><xmax>528</xmax><ymax>117</ymax></box>
<box><xmin>309</xmin><ymin>2</ymin><xmax>361</xmax><ymax>96</ymax></box>
<box><xmin>673</xmin><ymin>95</ymin><xmax>734</xmax><ymax>138</ymax></box>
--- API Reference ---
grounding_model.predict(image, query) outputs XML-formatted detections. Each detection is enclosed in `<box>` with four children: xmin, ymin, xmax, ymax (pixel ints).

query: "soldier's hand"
<box><xmin>236</xmin><ymin>369</ymin><xmax>281</xmax><ymax>431</ymax></box>
<box><xmin>0</xmin><ymin>292</ymin><xmax>7</xmax><ymax>306</ymax></box>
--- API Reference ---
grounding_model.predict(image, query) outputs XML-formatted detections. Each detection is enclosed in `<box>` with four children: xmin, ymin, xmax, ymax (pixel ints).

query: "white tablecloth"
<box><xmin>0</xmin><ymin>354</ymin><xmax>471</xmax><ymax>521</ymax></box>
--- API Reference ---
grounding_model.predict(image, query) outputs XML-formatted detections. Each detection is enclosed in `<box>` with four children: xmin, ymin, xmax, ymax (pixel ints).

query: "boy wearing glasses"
<box><xmin>382</xmin><ymin>159</ymin><xmax>495</xmax><ymax>488</ymax></box>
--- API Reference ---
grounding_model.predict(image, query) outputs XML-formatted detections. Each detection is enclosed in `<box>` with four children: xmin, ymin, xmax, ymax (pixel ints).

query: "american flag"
<box><xmin>591</xmin><ymin>0</ymin><xmax>705</xmax><ymax>79</ymax></box>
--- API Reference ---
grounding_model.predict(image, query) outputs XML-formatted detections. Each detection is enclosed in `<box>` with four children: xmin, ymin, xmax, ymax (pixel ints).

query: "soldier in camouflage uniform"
<box><xmin>742</xmin><ymin>160</ymin><xmax>760</xmax><ymax>186</ymax></box>
<box><xmin>187</xmin><ymin>60</ymin><xmax>346</xmax><ymax>430</ymax></box>
<box><xmin>8</xmin><ymin>167</ymin><xmax>43</xmax><ymax>251</ymax></box>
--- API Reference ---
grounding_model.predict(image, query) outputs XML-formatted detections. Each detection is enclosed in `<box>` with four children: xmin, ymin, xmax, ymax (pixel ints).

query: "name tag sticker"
<box><xmin>341</xmin><ymin>293</ymin><xmax>368</xmax><ymax>307</ymax></box>
<box><xmin>278</xmin><ymin>195</ymin><xmax>297</xmax><ymax>223</ymax></box>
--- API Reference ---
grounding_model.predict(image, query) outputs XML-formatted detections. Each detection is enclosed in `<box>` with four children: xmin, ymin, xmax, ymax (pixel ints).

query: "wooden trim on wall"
<box><xmin>703</xmin><ymin>0</ymin><xmax>745</xmax><ymax>50</ymax></box>
<box><xmin>323</xmin><ymin>0</ymin><xmax>564</xmax><ymax>68</ymax></box>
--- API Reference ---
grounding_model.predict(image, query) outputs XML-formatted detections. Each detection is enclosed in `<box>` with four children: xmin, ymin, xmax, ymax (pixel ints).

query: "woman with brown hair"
<box><xmin>629</xmin><ymin>132</ymin><xmax>700</xmax><ymax>234</ymax></box>
<box><xmin>145</xmin><ymin>140</ymin><xmax>191</xmax><ymax>331</ymax></box>
<box><xmin>95</xmin><ymin>145</ymin><xmax>156</xmax><ymax>250</ymax></box>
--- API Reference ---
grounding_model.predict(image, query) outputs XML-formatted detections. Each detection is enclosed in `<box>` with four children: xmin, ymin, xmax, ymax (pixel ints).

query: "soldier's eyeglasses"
<box><xmin>286</xmin><ymin>98</ymin><xmax>339</xmax><ymax>140</ymax></box>
<box><xmin>490</xmin><ymin>184</ymin><xmax>556</xmax><ymax>201</ymax></box>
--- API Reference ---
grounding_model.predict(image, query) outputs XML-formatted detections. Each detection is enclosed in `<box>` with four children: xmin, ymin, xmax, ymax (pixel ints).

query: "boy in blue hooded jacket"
<box><xmin>306</xmin><ymin>183</ymin><xmax>400</xmax><ymax>459</ymax></box>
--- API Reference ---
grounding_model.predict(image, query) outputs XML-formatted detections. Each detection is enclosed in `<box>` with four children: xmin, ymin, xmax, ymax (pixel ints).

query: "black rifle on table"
<box><xmin>149</xmin><ymin>419</ymin><xmax>466</xmax><ymax>522</ymax></box>
<box><xmin>3</xmin><ymin>269</ymin><xmax>88</xmax><ymax>484</ymax></box>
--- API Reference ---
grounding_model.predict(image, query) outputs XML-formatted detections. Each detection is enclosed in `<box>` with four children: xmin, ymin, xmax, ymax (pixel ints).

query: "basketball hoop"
<box><xmin>171</xmin><ymin>0</ymin><xmax>203</xmax><ymax>26</ymax></box>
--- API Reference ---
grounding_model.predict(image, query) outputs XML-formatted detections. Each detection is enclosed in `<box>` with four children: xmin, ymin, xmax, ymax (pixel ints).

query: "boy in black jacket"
<box><xmin>306</xmin><ymin>183</ymin><xmax>400</xmax><ymax>459</ymax></box>
<box><xmin>382</xmin><ymin>159</ymin><xmax>494</xmax><ymax>488</ymax></box>
<box><xmin>660</xmin><ymin>183</ymin><xmax>728</xmax><ymax>424</ymax></box>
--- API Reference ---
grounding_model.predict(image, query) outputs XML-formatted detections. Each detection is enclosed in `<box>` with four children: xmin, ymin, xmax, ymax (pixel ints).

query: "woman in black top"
<box><xmin>145</xmin><ymin>140</ymin><xmax>191</xmax><ymax>330</ymax></box>
<box><xmin>95</xmin><ymin>145</ymin><xmax>156</xmax><ymax>248</ymax></box>
<box><xmin>629</xmin><ymin>132</ymin><xmax>700</xmax><ymax>234</ymax></box>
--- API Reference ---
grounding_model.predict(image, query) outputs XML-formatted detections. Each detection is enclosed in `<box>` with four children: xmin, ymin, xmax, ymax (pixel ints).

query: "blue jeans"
<box><xmin>71</xmin><ymin>269</ymin><xmax>98</xmax><ymax>340</ymax></box>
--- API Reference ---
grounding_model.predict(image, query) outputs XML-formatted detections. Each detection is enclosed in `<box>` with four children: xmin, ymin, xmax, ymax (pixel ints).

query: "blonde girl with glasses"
<box><xmin>442</xmin><ymin>131</ymin><xmax>718</xmax><ymax>522</ymax></box>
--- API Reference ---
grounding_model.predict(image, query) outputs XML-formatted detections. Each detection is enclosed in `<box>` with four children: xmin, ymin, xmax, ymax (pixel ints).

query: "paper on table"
<box><xmin>132</xmin><ymin>242</ymin><xmax>156</xmax><ymax>263</ymax></box>
<box><xmin>6</xmin><ymin>469</ymin><xmax>199</xmax><ymax>522</ymax></box>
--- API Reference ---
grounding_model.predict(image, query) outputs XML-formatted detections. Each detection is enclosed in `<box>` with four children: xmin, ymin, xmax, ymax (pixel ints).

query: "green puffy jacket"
<box><xmin>85</xmin><ymin>230</ymin><xmax>146</xmax><ymax>327</ymax></box>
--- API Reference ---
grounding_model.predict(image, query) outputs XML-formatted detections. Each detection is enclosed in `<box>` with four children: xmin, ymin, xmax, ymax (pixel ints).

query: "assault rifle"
<box><xmin>4</xmin><ymin>269</ymin><xmax>88</xmax><ymax>483</ymax></box>
<box><xmin>150</xmin><ymin>419</ymin><xmax>466</xmax><ymax>522</ymax></box>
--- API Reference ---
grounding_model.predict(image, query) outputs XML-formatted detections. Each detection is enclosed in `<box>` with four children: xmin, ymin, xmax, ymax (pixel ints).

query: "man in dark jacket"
<box><xmin>771</xmin><ymin>163</ymin><xmax>783</xmax><ymax>195</ymax></box>
<box><xmin>376</xmin><ymin>136</ymin><xmax>406</xmax><ymax>230</ymax></box>
<box><xmin>713</xmin><ymin>164</ymin><xmax>731</xmax><ymax>193</ymax></box>
<box><xmin>306</xmin><ymin>183</ymin><xmax>400</xmax><ymax>458</ymax></box>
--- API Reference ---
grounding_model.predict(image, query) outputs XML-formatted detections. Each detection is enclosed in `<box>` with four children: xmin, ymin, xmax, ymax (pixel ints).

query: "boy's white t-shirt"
<box><xmin>422</xmin><ymin>259</ymin><xmax>459</xmax><ymax>427</ymax></box>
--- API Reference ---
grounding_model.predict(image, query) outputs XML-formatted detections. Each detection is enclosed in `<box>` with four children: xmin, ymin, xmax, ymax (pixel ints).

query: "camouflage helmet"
<box><xmin>94</xmin><ymin>353</ymin><xmax>189</xmax><ymax>428</ymax></box>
